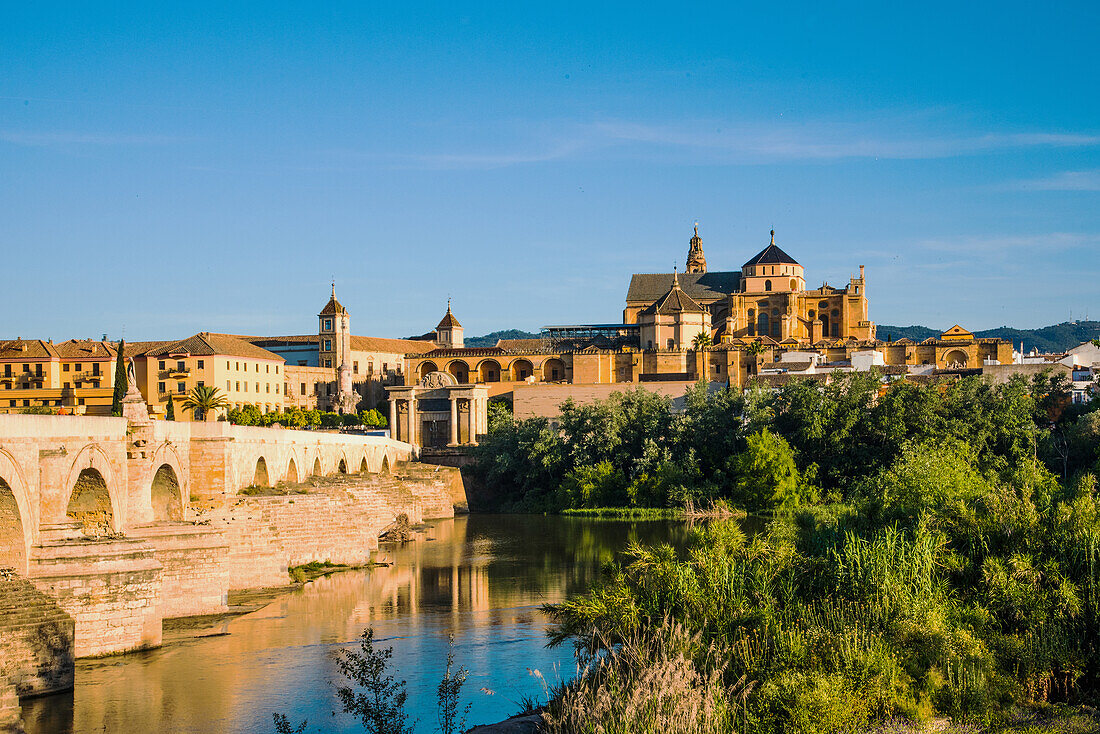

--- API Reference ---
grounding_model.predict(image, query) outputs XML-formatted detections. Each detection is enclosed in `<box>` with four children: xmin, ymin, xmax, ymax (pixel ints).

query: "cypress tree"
<box><xmin>111</xmin><ymin>338</ymin><xmax>127</xmax><ymax>416</ymax></box>
<box><xmin>166</xmin><ymin>393</ymin><xmax>176</xmax><ymax>421</ymax></box>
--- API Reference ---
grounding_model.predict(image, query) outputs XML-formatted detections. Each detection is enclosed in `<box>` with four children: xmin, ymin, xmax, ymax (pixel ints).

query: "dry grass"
<box><xmin>541</xmin><ymin>621</ymin><xmax>750</xmax><ymax>734</ymax></box>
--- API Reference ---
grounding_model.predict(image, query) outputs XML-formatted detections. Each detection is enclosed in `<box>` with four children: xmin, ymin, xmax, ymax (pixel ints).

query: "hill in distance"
<box><xmin>879</xmin><ymin>321</ymin><xmax>1100</xmax><ymax>354</ymax></box>
<box><xmin>465</xmin><ymin>322</ymin><xmax>1100</xmax><ymax>354</ymax></box>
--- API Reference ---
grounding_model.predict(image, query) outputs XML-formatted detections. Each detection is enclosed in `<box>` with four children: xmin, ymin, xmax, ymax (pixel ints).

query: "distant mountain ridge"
<box><xmin>464</xmin><ymin>329</ymin><xmax>540</xmax><ymax>348</ymax></box>
<box><xmin>878</xmin><ymin>321</ymin><xmax>1100</xmax><ymax>353</ymax></box>
<box><xmin>464</xmin><ymin>322</ymin><xmax>1100</xmax><ymax>354</ymax></box>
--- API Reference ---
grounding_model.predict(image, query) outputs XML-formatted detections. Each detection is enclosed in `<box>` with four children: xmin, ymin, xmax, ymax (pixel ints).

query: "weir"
<box><xmin>0</xmin><ymin>413</ymin><xmax>463</xmax><ymax>708</ymax></box>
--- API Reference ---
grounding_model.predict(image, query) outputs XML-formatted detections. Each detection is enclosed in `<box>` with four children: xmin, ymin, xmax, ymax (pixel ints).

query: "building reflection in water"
<box><xmin>22</xmin><ymin>515</ymin><xmax>690</xmax><ymax>734</ymax></box>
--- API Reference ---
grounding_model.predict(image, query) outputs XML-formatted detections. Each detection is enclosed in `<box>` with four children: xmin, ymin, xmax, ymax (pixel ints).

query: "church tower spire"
<box><xmin>686</xmin><ymin>222</ymin><xmax>707</xmax><ymax>274</ymax></box>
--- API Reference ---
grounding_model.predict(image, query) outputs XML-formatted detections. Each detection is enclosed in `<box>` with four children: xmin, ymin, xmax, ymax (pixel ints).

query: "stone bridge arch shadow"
<box><xmin>0</xmin><ymin>450</ymin><xmax>32</xmax><ymax>574</ymax></box>
<box><xmin>253</xmin><ymin>457</ymin><xmax>271</xmax><ymax>488</ymax></box>
<box><xmin>63</xmin><ymin>444</ymin><xmax>121</xmax><ymax>535</ymax></box>
<box><xmin>150</xmin><ymin>443</ymin><xmax>188</xmax><ymax>522</ymax></box>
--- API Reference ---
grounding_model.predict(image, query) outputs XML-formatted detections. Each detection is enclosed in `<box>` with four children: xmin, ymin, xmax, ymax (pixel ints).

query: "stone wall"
<box><xmin>29</xmin><ymin>538</ymin><xmax>161</xmax><ymax>658</ymax></box>
<box><xmin>128</xmin><ymin>525</ymin><xmax>229</xmax><ymax>618</ymax></box>
<box><xmin>0</xmin><ymin>570</ymin><xmax>74</xmax><ymax>698</ymax></box>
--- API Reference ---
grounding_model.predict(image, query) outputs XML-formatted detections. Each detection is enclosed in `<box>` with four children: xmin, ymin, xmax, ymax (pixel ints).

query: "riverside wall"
<box><xmin>0</xmin><ymin>413</ymin><xmax>465</xmax><ymax>678</ymax></box>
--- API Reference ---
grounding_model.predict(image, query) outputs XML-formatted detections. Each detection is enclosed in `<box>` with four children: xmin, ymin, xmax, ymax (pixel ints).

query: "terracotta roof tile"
<box><xmin>0</xmin><ymin>339</ymin><xmax>58</xmax><ymax>359</ymax></box>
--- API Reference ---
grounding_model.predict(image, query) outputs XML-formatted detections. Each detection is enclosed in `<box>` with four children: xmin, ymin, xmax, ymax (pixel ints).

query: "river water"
<box><xmin>22</xmin><ymin>514</ymin><xmax>690</xmax><ymax>734</ymax></box>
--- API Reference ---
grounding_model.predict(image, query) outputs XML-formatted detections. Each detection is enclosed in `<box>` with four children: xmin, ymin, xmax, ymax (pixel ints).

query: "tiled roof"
<box><xmin>436</xmin><ymin>308</ymin><xmax>462</xmax><ymax>329</ymax></box>
<box><xmin>319</xmin><ymin>295</ymin><xmax>347</xmax><ymax>316</ymax></box>
<box><xmin>743</xmin><ymin>242</ymin><xmax>800</xmax><ymax>267</ymax></box>
<box><xmin>351</xmin><ymin>336</ymin><xmax>438</xmax><ymax>355</ymax></box>
<box><xmin>142</xmin><ymin>333</ymin><xmax>283</xmax><ymax>361</ymax></box>
<box><xmin>54</xmin><ymin>339</ymin><xmax>117</xmax><ymax>359</ymax></box>
<box><xmin>626</xmin><ymin>271</ymin><xmax>741</xmax><ymax>303</ymax></box>
<box><xmin>641</xmin><ymin>281</ymin><xmax>706</xmax><ymax>316</ymax></box>
<box><xmin>0</xmin><ymin>339</ymin><xmax>57</xmax><ymax>359</ymax></box>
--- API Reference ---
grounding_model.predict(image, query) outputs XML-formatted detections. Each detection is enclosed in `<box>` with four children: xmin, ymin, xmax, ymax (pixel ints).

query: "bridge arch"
<box><xmin>359</xmin><ymin>456</ymin><xmax>369</xmax><ymax>473</ymax></box>
<box><xmin>285</xmin><ymin>457</ymin><xmax>300</xmax><ymax>484</ymax></box>
<box><xmin>0</xmin><ymin>449</ymin><xmax>32</xmax><ymax>575</ymax></box>
<box><xmin>62</xmin><ymin>444</ymin><xmax>121</xmax><ymax>533</ymax></box>
<box><xmin>149</xmin><ymin>442</ymin><xmax>188</xmax><ymax>522</ymax></box>
<box><xmin>150</xmin><ymin>464</ymin><xmax>184</xmax><ymax>522</ymax></box>
<box><xmin>380</xmin><ymin>454</ymin><xmax>390</xmax><ymax>474</ymax></box>
<box><xmin>312</xmin><ymin>456</ymin><xmax>323</xmax><ymax>477</ymax></box>
<box><xmin>253</xmin><ymin>456</ymin><xmax>271</xmax><ymax>488</ymax></box>
<box><xmin>337</xmin><ymin>455</ymin><xmax>348</xmax><ymax>474</ymax></box>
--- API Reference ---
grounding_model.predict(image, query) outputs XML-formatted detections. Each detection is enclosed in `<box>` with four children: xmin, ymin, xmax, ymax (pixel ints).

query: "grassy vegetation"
<box><xmin>560</xmin><ymin>507</ymin><xmax>684</xmax><ymax>519</ymax></box>
<box><xmin>467</xmin><ymin>370</ymin><xmax>1100</xmax><ymax>732</ymax></box>
<box><xmin>288</xmin><ymin>560</ymin><xmax>355</xmax><ymax>584</ymax></box>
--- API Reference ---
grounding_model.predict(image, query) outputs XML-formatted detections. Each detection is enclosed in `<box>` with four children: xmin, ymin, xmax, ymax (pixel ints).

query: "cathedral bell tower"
<box><xmin>686</xmin><ymin>223</ymin><xmax>707</xmax><ymax>274</ymax></box>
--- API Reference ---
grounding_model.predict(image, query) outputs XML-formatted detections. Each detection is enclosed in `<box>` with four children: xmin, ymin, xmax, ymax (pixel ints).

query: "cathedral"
<box><xmin>625</xmin><ymin>225</ymin><xmax>875</xmax><ymax>347</ymax></box>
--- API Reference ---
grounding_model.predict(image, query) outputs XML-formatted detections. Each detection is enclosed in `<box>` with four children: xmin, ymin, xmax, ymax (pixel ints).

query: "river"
<box><xmin>22</xmin><ymin>514</ymin><xmax>691</xmax><ymax>733</ymax></box>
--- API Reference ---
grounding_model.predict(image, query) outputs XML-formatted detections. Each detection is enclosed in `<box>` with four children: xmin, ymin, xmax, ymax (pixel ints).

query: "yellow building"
<box><xmin>130</xmin><ymin>333</ymin><xmax>286</xmax><ymax>420</ymax></box>
<box><xmin>0</xmin><ymin>339</ymin><xmax>117</xmax><ymax>414</ymax></box>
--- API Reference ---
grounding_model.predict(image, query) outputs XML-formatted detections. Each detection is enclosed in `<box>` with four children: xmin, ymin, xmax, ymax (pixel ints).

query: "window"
<box><xmin>92</xmin><ymin>381</ymin><xmax>100</xmax><ymax>388</ymax></box>
<box><xmin>7</xmin><ymin>400</ymin><xmax>13</xmax><ymax>407</ymax></box>
<box><xmin>63</xmin><ymin>382</ymin><xmax>70</xmax><ymax>389</ymax></box>
<box><xmin>177</xmin><ymin>360</ymin><xmax>185</xmax><ymax>371</ymax></box>
<box><xmin>159</xmin><ymin>360</ymin><xmax>166</xmax><ymax>370</ymax></box>
<box><xmin>353</xmin><ymin>361</ymin><xmax>358</xmax><ymax>374</ymax></box>
<box><xmin>236</xmin><ymin>381</ymin><xmax>240</xmax><ymax>391</ymax></box>
<box><xmin>22</xmin><ymin>400</ymin><xmax>30</xmax><ymax>407</ymax></box>
<box><xmin>227</xmin><ymin>361</ymin><xmax>230</xmax><ymax>369</ymax></box>
<box><xmin>666</xmin><ymin>338</ymin><xmax>675</xmax><ymax>350</ymax></box>
<box><xmin>324</xmin><ymin>339</ymin><xmax>332</xmax><ymax>352</ymax></box>
<box><xmin>300</xmin><ymin>382</ymin><xmax>306</xmax><ymax>395</ymax></box>
<box><xmin>382</xmin><ymin>362</ymin><xmax>388</xmax><ymax>372</ymax></box>
<box><xmin>226</xmin><ymin>381</ymin><xmax>231</xmax><ymax>391</ymax></box>
<box><xmin>158</xmin><ymin>382</ymin><xmax>165</xmax><ymax>393</ymax></box>
<box><xmin>265</xmin><ymin>364</ymin><xmax>269</xmax><ymax>373</ymax></box>
<box><xmin>275</xmin><ymin>366</ymin><xmax>279</xmax><ymax>374</ymax></box>
<box><xmin>74</xmin><ymin>381</ymin><xmax>82</xmax><ymax>389</ymax></box>
<box><xmin>265</xmin><ymin>383</ymin><xmax>270</xmax><ymax>393</ymax></box>
<box><xmin>764</xmin><ymin>279</ymin><xmax>772</xmax><ymax>291</ymax></box>
<box><xmin>255</xmin><ymin>382</ymin><xmax>259</xmax><ymax>393</ymax></box>
<box><xmin>92</xmin><ymin>363</ymin><xmax>100</xmax><ymax>376</ymax></box>
<box><xmin>62</xmin><ymin>363</ymin><xmax>69</xmax><ymax>372</ymax></box>
<box><xmin>831</xmin><ymin>323</ymin><xmax>839</xmax><ymax>338</ymax></box>
<box><xmin>324</xmin><ymin>359</ymin><xmax>332</xmax><ymax>368</ymax></box>
<box><xmin>78</xmin><ymin>398</ymin><xmax>84</xmax><ymax>406</ymax></box>
<box><xmin>34</xmin><ymin>364</ymin><xmax>42</xmax><ymax>377</ymax></box>
<box><xmin>236</xmin><ymin>362</ymin><xmax>240</xmax><ymax>371</ymax></box>
<box><xmin>323</xmin><ymin>318</ymin><xmax>333</xmax><ymax>331</ymax></box>
<box><xmin>197</xmin><ymin>381</ymin><xmax>204</xmax><ymax>388</ymax></box>
<box><xmin>244</xmin><ymin>382</ymin><xmax>248</xmax><ymax>392</ymax></box>
<box><xmin>197</xmin><ymin>360</ymin><xmax>204</xmax><ymax>369</ymax></box>
<box><xmin>177</xmin><ymin>382</ymin><xmax>186</xmax><ymax>394</ymax></box>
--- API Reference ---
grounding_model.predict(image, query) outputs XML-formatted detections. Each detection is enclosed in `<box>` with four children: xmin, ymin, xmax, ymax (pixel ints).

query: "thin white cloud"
<box><xmin>1009</xmin><ymin>169</ymin><xmax>1100</xmax><ymax>191</ymax></box>
<box><xmin>397</xmin><ymin>117</ymin><xmax>1100</xmax><ymax>170</ymax></box>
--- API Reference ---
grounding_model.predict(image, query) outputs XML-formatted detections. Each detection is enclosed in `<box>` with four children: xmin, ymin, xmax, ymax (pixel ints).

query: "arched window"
<box><xmin>764</xmin><ymin>279</ymin><xmax>772</xmax><ymax>291</ymax></box>
<box><xmin>790</xmin><ymin>279</ymin><xmax>797</xmax><ymax>290</ymax></box>
<box><xmin>747</xmin><ymin>309</ymin><xmax>755</xmax><ymax>336</ymax></box>
<box><xmin>758</xmin><ymin>312</ymin><xmax>769</xmax><ymax>336</ymax></box>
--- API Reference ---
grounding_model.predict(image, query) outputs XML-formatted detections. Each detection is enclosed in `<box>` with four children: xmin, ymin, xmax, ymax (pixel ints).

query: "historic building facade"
<box><xmin>401</xmin><ymin>226</ymin><xmax>1012</xmax><ymax>410</ymax></box>
<box><xmin>0</xmin><ymin>339</ymin><xmax>117</xmax><ymax>414</ymax></box>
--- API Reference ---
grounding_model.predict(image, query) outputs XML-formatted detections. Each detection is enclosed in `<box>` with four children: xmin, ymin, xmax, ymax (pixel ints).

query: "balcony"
<box><xmin>160</xmin><ymin>367</ymin><xmax>192</xmax><ymax>379</ymax></box>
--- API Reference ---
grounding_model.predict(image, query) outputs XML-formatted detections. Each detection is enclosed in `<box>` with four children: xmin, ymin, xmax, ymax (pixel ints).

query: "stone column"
<box><xmin>389</xmin><ymin>399</ymin><xmax>397</xmax><ymax>439</ymax></box>
<box><xmin>408</xmin><ymin>397</ymin><xmax>418</xmax><ymax>447</ymax></box>
<box><xmin>449</xmin><ymin>397</ymin><xmax>459</xmax><ymax>446</ymax></box>
<box><xmin>468</xmin><ymin>398</ymin><xmax>478</xmax><ymax>446</ymax></box>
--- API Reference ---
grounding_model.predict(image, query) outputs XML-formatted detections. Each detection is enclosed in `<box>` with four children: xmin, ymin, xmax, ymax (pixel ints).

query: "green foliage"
<box><xmin>19</xmin><ymin>405</ymin><xmax>57</xmax><ymax>415</ymax></box>
<box><xmin>165</xmin><ymin>393</ymin><xmax>175</xmax><ymax>421</ymax></box>
<box><xmin>333</xmin><ymin>628</ymin><xmax>414</xmax><ymax>734</ymax></box>
<box><xmin>358</xmin><ymin>408</ymin><xmax>388</xmax><ymax>428</ymax></box>
<box><xmin>486</xmin><ymin>399</ymin><xmax>513</xmax><ymax>432</ymax></box>
<box><xmin>731</xmin><ymin>429</ymin><xmax>806</xmax><ymax>512</ymax></box>
<box><xmin>181</xmin><ymin>385</ymin><xmax>230</xmax><ymax>421</ymax></box>
<box><xmin>436</xmin><ymin>634</ymin><xmax>471</xmax><ymax>734</ymax></box>
<box><xmin>111</xmin><ymin>338</ymin><xmax>126</xmax><ymax>417</ymax></box>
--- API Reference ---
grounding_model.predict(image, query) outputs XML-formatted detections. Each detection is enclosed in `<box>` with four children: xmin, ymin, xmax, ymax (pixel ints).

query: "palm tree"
<box><xmin>181</xmin><ymin>385</ymin><xmax>230</xmax><ymax>422</ymax></box>
<box><xmin>692</xmin><ymin>331</ymin><xmax>712</xmax><ymax>351</ymax></box>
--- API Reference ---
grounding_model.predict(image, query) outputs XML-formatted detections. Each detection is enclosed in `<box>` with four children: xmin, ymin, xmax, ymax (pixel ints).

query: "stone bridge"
<box><xmin>0</xmin><ymin>414</ymin><xmax>459</xmax><ymax>673</ymax></box>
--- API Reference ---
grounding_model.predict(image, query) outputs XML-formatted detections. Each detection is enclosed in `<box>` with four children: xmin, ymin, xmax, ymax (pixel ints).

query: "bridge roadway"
<box><xmin>0</xmin><ymin>414</ymin><xmax>453</xmax><ymax>667</ymax></box>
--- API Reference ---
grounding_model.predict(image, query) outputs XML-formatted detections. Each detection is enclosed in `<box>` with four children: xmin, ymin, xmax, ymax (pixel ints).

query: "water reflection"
<box><xmin>23</xmin><ymin>515</ymin><xmax>690</xmax><ymax>733</ymax></box>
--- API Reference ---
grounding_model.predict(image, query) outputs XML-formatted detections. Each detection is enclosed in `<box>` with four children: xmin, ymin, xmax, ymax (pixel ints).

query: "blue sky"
<box><xmin>2</xmin><ymin>2</ymin><xmax>1098</xmax><ymax>340</ymax></box>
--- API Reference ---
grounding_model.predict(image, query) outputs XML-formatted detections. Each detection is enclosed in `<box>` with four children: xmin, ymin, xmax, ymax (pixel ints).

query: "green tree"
<box><xmin>692</xmin><ymin>331</ymin><xmax>712</xmax><ymax>350</ymax></box>
<box><xmin>334</xmin><ymin>628</ymin><xmax>414</xmax><ymax>734</ymax></box>
<box><xmin>111</xmin><ymin>339</ymin><xmax>127</xmax><ymax>416</ymax></box>
<box><xmin>358</xmin><ymin>408</ymin><xmax>388</xmax><ymax>427</ymax></box>
<box><xmin>731</xmin><ymin>429</ymin><xmax>804</xmax><ymax>511</ymax></box>
<box><xmin>165</xmin><ymin>393</ymin><xmax>175</xmax><ymax>421</ymax></box>
<box><xmin>181</xmin><ymin>385</ymin><xmax>230</xmax><ymax>422</ymax></box>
